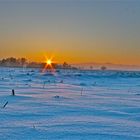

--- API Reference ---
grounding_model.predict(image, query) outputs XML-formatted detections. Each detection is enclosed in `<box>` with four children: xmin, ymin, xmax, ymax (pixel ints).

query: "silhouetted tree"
<box><xmin>90</xmin><ymin>66</ymin><xmax>93</xmax><ymax>70</ymax></box>
<box><xmin>20</xmin><ymin>58</ymin><xmax>27</xmax><ymax>65</ymax></box>
<box><xmin>101</xmin><ymin>66</ymin><xmax>107</xmax><ymax>71</ymax></box>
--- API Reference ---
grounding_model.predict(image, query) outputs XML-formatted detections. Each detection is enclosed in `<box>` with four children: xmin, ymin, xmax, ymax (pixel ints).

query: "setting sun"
<box><xmin>42</xmin><ymin>56</ymin><xmax>55</xmax><ymax>73</ymax></box>
<box><xmin>46</xmin><ymin>59</ymin><xmax>52</xmax><ymax>65</ymax></box>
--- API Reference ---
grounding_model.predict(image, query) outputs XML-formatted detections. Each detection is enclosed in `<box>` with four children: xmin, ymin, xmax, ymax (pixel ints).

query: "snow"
<box><xmin>0</xmin><ymin>67</ymin><xmax>140</xmax><ymax>140</ymax></box>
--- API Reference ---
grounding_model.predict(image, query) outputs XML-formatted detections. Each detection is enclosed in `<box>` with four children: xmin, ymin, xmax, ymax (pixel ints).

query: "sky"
<box><xmin>0</xmin><ymin>0</ymin><xmax>140</xmax><ymax>65</ymax></box>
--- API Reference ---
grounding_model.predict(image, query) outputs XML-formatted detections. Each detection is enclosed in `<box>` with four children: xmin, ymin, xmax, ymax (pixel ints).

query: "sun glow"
<box><xmin>46</xmin><ymin>59</ymin><xmax>52</xmax><ymax>65</ymax></box>
<box><xmin>42</xmin><ymin>55</ymin><xmax>56</xmax><ymax>73</ymax></box>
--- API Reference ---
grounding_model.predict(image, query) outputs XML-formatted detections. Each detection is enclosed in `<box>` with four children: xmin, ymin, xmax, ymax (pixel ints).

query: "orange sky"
<box><xmin>0</xmin><ymin>1</ymin><xmax>140</xmax><ymax>65</ymax></box>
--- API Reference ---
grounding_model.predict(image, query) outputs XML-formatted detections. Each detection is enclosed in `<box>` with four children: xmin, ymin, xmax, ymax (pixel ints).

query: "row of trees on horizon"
<box><xmin>0</xmin><ymin>57</ymin><xmax>107</xmax><ymax>70</ymax></box>
<box><xmin>0</xmin><ymin>57</ymin><xmax>75</xmax><ymax>69</ymax></box>
<box><xmin>0</xmin><ymin>57</ymin><xmax>27</xmax><ymax>65</ymax></box>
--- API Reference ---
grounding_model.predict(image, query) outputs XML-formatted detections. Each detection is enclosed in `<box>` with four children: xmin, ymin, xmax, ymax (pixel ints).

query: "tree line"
<box><xmin>0</xmin><ymin>57</ymin><xmax>43</xmax><ymax>68</ymax></box>
<box><xmin>0</xmin><ymin>57</ymin><xmax>27</xmax><ymax>66</ymax></box>
<box><xmin>0</xmin><ymin>57</ymin><xmax>75</xmax><ymax>69</ymax></box>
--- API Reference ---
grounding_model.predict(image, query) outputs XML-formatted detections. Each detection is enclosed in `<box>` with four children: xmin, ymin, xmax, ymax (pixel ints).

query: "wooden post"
<box><xmin>3</xmin><ymin>101</ymin><xmax>8</xmax><ymax>108</ymax></box>
<box><xmin>12</xmin><ymin>89</ymin><xmax>15</xmax><ymax>96</ymax></box>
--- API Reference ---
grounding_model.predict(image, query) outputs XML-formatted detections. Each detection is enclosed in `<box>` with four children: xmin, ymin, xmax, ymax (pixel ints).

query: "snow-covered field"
<box><xmin>0</xmin><ymin>67</ymin><xmax>140</xmax><ymax>140</ymax></box>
